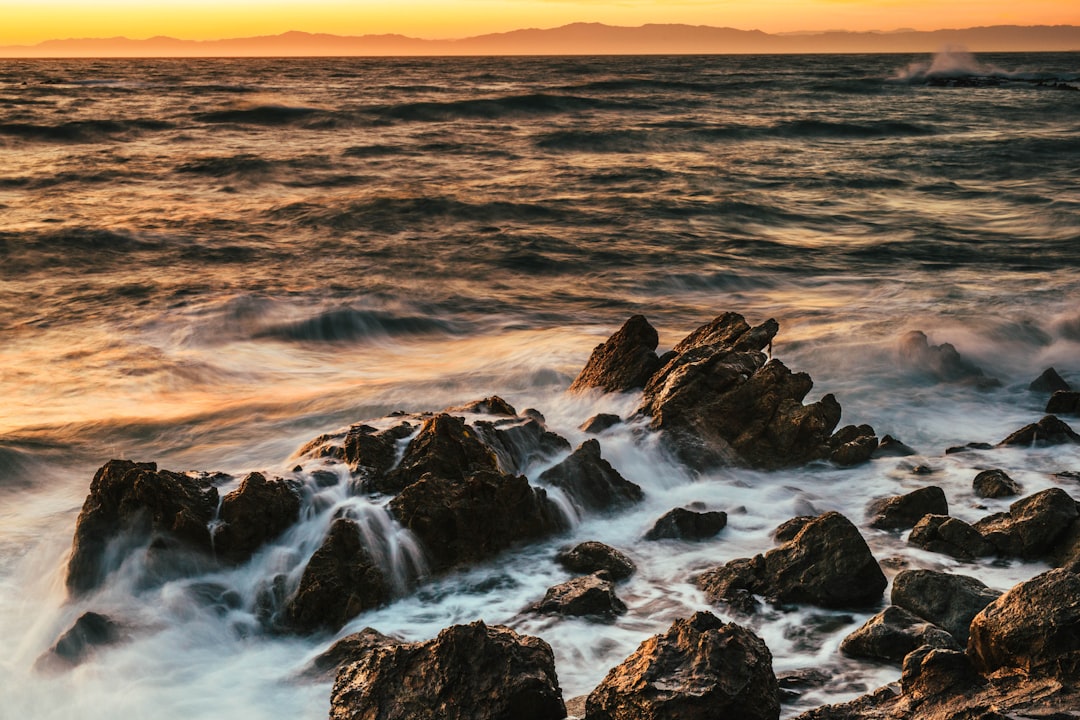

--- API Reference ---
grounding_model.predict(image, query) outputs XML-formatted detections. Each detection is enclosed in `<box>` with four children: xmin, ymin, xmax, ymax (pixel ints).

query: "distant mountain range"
<box><xmin>2</xmin><ymin>23</ymin><xmax>1078</xmax><ymax>57</ymax></box>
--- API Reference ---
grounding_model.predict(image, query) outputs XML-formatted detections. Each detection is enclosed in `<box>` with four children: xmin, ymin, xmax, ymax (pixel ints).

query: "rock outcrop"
<box><xmin>999</xmin><ymin>414</ymin><xmax>1080</xmax><ymax>447</ymax></box>
<box><xmin>214</xmin><ymin>472</ymin><xmax>300</xmax><ymax>563</ymax></box>
<box><xmin>538</xmin><ymin>440</ymin><xmax>643</xmax><ymax>513</ymax></box>
<box><xmin>897</xmin><ymin>330</ymin><xmax>998</xmax><ymax>387</ymax></box>
<box><xmin>907</xmin><ymin>514</ymin><xmax>993</xmax><ymax>561</ymax></box>
<box><xmin>531</xmin><ymin>574</ymin><xmax>627</xmax><ymax>619</ymax></box>
<box><xmin>380</xmin><ymin>413</ymin><xmax>500</xmax><ymax>494</ymax></box>
<box><xmin>839</xmin><ymin>605</ymin><xmax>960</xmax><ymax>664</ymax></box>
<box><xmin>555</xmin><ymin>541</ymin><xmax>635</xmax><ymax>581</ymax></box>
<box><xmin>569</xmin><ymin>315</ymin><xmax>662</xmax><ymax>394</ymax></box>
<box><xmin>1030</xmin><ymin>367</ymin><xmax>1070</xmax><ymax>393</ymax></box>
<box><xmin>643</xmin><ymin>507</ymin><xmax>727</xmax><ymax>541</ymax></box>
<box><xmin>972</xmin><ymin>487</ymin><xmax>1079</xmax><ymax>560</ymax></box>
<box><xmin>35</xmin><ymin>612</ymin><xmax>125</xmax><ymax>671</ymax></box>
<box><xmin>867</xmin><ymin>486</ymin><xmax>947</xmax><ymax>530</ymax></box>
<box><xmin>890</xmin><ymin>569</ymin><xmax>999</xmax><ymax>644</ymax></box>
<box><xmin>1047</xmin><ymin>390</ymin><xmax>1080</xmax><ymax>415</ymax></box>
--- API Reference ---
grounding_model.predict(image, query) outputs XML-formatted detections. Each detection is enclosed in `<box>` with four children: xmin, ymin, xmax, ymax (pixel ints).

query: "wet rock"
<box><xmin>568</xmin><ymin>314</ymin><xmax>661</xmax><ymax>394</ymax></box>
<box><xmin>897</xmin><ymin>330</ymin><xmax>999</xmax><ymax>387</ymax></box>
<box><xmin>839</xmin><ymin>606</ymin><xmax>960</xmax><ymax>665</ymax></box>
<box><xmin>538</xmin><ymin>439</ymin><xmax>643</xmax><ymax>513</ymax></box>
<box><xmin>389</xmin><ymin>470</ymin><xmax>565</xmax><ymax>572</ymax></box>
<box><xmin>973</xmin><ymin>487</ymin><xmax>1079</xmax><ymax>559</ymax></box>
<box><xmin>829</xmin><ymin>424</ymin><xmax>879</xmax><ymax>466</ymax></box>
<box><xmin>284</xmin><ymin>518</ymin><xmax>391</xmax><ymax>634</ymax></box>
<box><xmin>890</xmin><ymin>569</ymin><xmax>1000</xmax><ymax>644</ymax></box>
<box><xmin>868</xmin><ymin>486</ymin><xmax>948</xmax><ymax>530</ymax></box>
<box><xmin>35</xmin><ymin>612</ymin><xmax>125</xmax><ymax>671</ymax></box>
<box><xmin>301</xmin><ymin>627</ymin><xmax>400</xmax><ymax>680</ymax></box>
<box><xmin>67</xmin><ymin>459</ymin><xmax>219</xmax><ymax>596</ymax></box>
<box><xmin>908</xmin><ymin>514</ymin><xmax>994</xmax><ymax>561</ymax></box>
<box><xmin>213</xmin><ymin>472</ymin><xmax>300</xmax><ymax>563</ymax></box>
<box><xmin>873</xmin><ymin>434</ymin><xmax>917</xmax><ymax>458</ymax></box>
<box><xmin>672</xmin><ymin>312</ymin><xmax>778</xmax><ymax>355</ymax></box>
<box><xmin>447</xmin><ymin>395</ymin><xmax>517</xmax><ymax>416</ymax></box>
<box><xmin>531</xmin><ymin>574</ymin><xmax>627</xmax><ymax>619</ymax></box>
<box><xmin>555</xmin><ymin>541</ymin><xmax>635</xmax><ymax>581</ymax></box>
<box><xmin>344</xmin><ymin>422</ymin><xmax>414</xmax><ymax>480</ymax></box>
<box><xmin>584</xmin><ymin>611</ymin><xmax>780</xmax><ymax>720</ymax></box>
<box><xmin>643</xmin><ymin>507</ymin><xmax>727</xmax><ymax>541</ymax></box>
<box><xmin>1030</xmin><ymin>367</ymin><xmax>1071</xmax><ymax>393</ymax></box>
<box><xmin>579</xmin><ymin>413</ymin><xmax>622</xmax><ymax>434</ymax></box>
<box><xmin>1047</xmin><ymin>390</ymin><xmax>1080</xmax><ymax>415</ymax></box>
<box><xmin>900</xmin><ymin>645</ymin><xmax>982</xmax><ymax>700</ymax></box>
<box><xmin>698</xmin><ymin>512</ymin><xmax>886</xmax><ymax>610</ymax></box>
<box><xmin>945</xmin><ymin>442</ymin><xmax>994</xmax><ymax>454</ymax></box>
<box><xmin>473</xmin><ymin>416</ymin><xmax>571</xmax><ymax>475</ymax></box>
<box><xmin>379</xmin><ymin>413</ymin><xmax>499</xmax><ymax>494</ymax></box>
<box><xmin>999</xmin><ymin>414</ymin><xmax>1080</xmax><ymax>447</ymax></box>
<box><xmin>777</xmin><ymin>668</ymin><xmax>831</xmax><ymax>703</ymax></box>
<box><xmin>1051</xmin><ymin>518</ymin><xmax>1080</xmax><ymax>573</ymax></box>
<box><xmin>330</xmin><ymin>620</ymin><xmax>565</xmax><ymax>720</ymax></box>
<box><xmin>971</xmin><ymin>469</ymin><xmax>1021</xmax><ymax>499</ymax></box>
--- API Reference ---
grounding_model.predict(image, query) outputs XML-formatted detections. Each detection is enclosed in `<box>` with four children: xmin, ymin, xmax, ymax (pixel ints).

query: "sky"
<box><xmin>3</xmin><ymin>0</ymin><xmax>1079</xmax><ymax>45</ymax></box>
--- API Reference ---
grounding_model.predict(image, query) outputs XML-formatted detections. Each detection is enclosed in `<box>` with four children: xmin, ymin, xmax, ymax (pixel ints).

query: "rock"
<box><xmin>555</xmin><ymin>541</ymin><xmax>635</xmax><ymax>581</ymax></box>
<box><xmin>672</xmin><ymin>312</ymin><xmax>778</xmax><ymax>355</ymax></box>
<box><xmin>301</xmin><ymin>627</ymin><xmax>400</xmax><ymax>680</ymax></box>
<box><xmin>697</xmin><ymin>512</ymin><xmax>886</xmax><ymax>610</ymax></box>
<box><xmin>999</xmin><ymin>414</ymin><xmax>1080</xmax><ymax>447</ymax></box>
<box><xmin>379</xmin><ymin>414</ymin><xmax>499</xmax><ymax>494</ymax></box>
<box><xmin>284</xmin><ymin>518</ymin><xmax>391</xmax><ymax>634</ymax></box>
<box><xmin>345</xmin><ymin>422</ymin><xmax>414</xmax><ymax>479</ymax></box>
<box><xmin>67</xmin><ymin>460</ymin><xmax>220</xmax><ymax>595</ymax></box>
<box><xmin>908</xmin><ymin>514</ymin><xmax>994</xmax><ymax>561</ymax></box>
<box><xmin>389</xmin><ymin>470</ymin><xmax>565</xmax><ymax>572</ymax></box>
<box><xmin>579</xmin><ymin>413</ymin><xmax>622</xmax><ymax>434</ymax></box>
<box><xmin>900</xmin><ymin>645</ymin><xmax>982</xmax><ymax>700</ymax></box>
<box><xmin>897</xmin><ymin>330</ymin><xmax>998</xmax><ymax>387</ymax></box>
<box><xmin>973</xmin><ymin>487</ymin><xmax>1079</xmax><ymax>559</ymax></box>
<box><xmin>971</xmin><ymin>469</ymin><xmax>1021</xmax><ymax>499</ymax></box>
<box><xmin>584</xmin><ymin>611</ymin><xmax>780</xmax><ymax>720</ymax></box>
<box><xmin>1051</xmin><ymin>518</ymin><xmax>1080</xmax><ymax>573</ymax></box>
<box><xmin>643</xmin><ymin>507</ymin><xmax>727</xmax><ymax>541</ymax></box>
<box><xmin>968</xmin><ymin>568</ymin><xmax>1080</xmax><ymax>681</ymax></box>
<box><xmin>531</xmin><ymin>574</ymin><xmax>627</xmax><ymax>618</ymax></box>
<box><xmin>1030</xmin><ymin>367</ymin><xmax>1071</xmax><ymax>393</ymax></box>
<box><xmin>568</xmin><ymin>315</ymin><xmax>662</xmax><ymax>394</ymax></box>
<box><xmin>447</xmin><ymin>396</ymin><xmax>517</xmax><ymax>416</ymax></box>
<box><xmin>35</xmin><ymin>612</ymin><xmax>125</xmax><ymax>671</ymax></box>
<box><xmin>873</xmin><ymin>435</ymin><xmax>917</xmax><ymax>458</ymax></box>
<box><xmin>839</xmin><ymin>606</ymin><xmax>960</xmax><ymax>664</ymax></box>
<box><xmin>776</xmin><ymin>668</ymin><xmax>831</xmax><ymax>703</ymax></box>
<box><xmin>213</xmin><ymin>472</ymin><xmax>300</xmax><ymax>563</ymax></box>
<box><xmin>829</xmin><ymin>425</ymin><xmax>879</xmax><ymax>466</ymax></box>
<box><xmin>1047</xmin><ymin>390</ymin><xmax>1080</xmax><ymax>415</ymax></box>
<box><xmin>945</xmin><ymin>442</ymin><xmax>993</xmax><ymax>454</ymax></box>
<box><xmin>867</xmin><ymin>486</ymin><xmax>948</xmax><ymax>530</ymax></box>
<box><xmin>890</xmin><ymin>569</ymin><xmax>1000</xmax><ymax>644</ymax></box>
<box><xmin>473</xmin><ymin>416</ymin><xmax>571</xmax><ymax>475</ymax></box>
<box><xmin>330</xmin><ymin>620</ymin><xmax>565</xmax><ymax>720</ymax></box>
<box><xmin>538</xmin><ymin>440</ymin><xmax>643</xmax><ymax>513</ymax></box>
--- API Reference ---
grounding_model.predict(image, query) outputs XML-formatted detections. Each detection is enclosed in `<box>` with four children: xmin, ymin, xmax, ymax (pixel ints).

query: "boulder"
<box><xmin>897</xmin><ymin>331</ymin><xmax>998</xmax><ymax>387</ymax></box>
<box><xmin>389</xmin><ymin>470</ymin><xmax>565</xmax><ymax>572</ymax></box>
<box><xmin>828</xmin><ymin>424</ymin><xmax>879</xmax><ymax>466</ymax></box>
<box><xmin>873</xmin><ymin>435</ymin><xmax>917</xmax><ymax>458</ymax></box>
<box><xmin>999</xmin><ymin>414</ymin><xmax>1080</xmax><ymax>447</ymax></box>
<box><xmin>971</xmin><ymin>469</ymin><xmax>1021</xmax><ymax>499</ymax></box>
<box><xmin>380</xmin><ymin>414</ymin><xmax>500</xmax><ymax>494</ymax></box>
<box><xmin>345</xmin><ymin>422</ymin><xmax>414</xmax><ymax>479</ymax></box>
<box><xmin>643</xmin><ymin>507</ymin><xmax>727</xmax><ymax>541</ymax></box>
<box><xmin>330</xmin><ymin>620</ymin><xmax>565</xmax><ymax>720</ymax></box>
<box><xmin>580</xmin><ymin>413</ymin><xmax>622</xmax><ymax>434</ymax></box>
<box><xmin>1030</xmin><ymin>367</ymin><xmax>1070</xmax><ymax>393</ymax></box>
<box><xmin>538</xmin><ymin>440</ymin><xmax>643</xmax><ymax>513</ymax></box>
<box><xmin>839</xmin><ymin>606</ymin><xmax>960</xmax><ymax>664</ymax></box>
<box><xmin>697</xmin><ymin>512</ymin><xmax>886</xmax><ymax>610</ymax></box>
<box><xmin>1047</xmin><ymin>390</ymin><xmax>1080</xmax><ymax>415</ymax></box>
<box><xmin>568</xmin><ymin>315</ymin><xmax>662</xmax><ymax>394</ymax></box>
<box><xmin>301</xmin><ymin>627</ymin><xmax>400</xmax><ymax>680</ymax></box>
<box><xmin>284</xmin><ymin>518</ymin><xmax>391</xmax><ymax>634</ymax></box>
<box><xmin>67</xmin><ymin>460</ymin><xmax>219</xmax><ymax>595</ymax></box>
<box><xmin>973</xmin><ymin>487</ymin><xmax>1079</xmax><ymax>559</ymax></box>
<box><xmin>890</xmin><ymin>569</ymin><xmax>1000</xmax><ymax>644</ymax></box>
<box><xmin>900</xmin><ymin>645</ymin><xmax>982</xmax><ymax>700</ymax></box>
<box><xmin>35</xmin><ymin>612</ymin><xmax>125</xmax><ymax>671</ymax></box>
<box><xmin>555</xmin><ymin>541</ymin><xmax>635</xmax><ymax>581</ymax></box>
<box><xmin>584</xmin><ymin>611</ymin><xmax>780</xmax><ymax>720</ymax></box>
<box><xmin>213</xmin><ymin>472</ymin><xmax>300</xmax><ymax>563</ymax></box>
<box><xmin>907</xmin><ymin>514</ymin><xmax>994</xmax><ymax>561</ymax></box>
<box><xmin>531</xmin><ymin>574</ymin><xmax>627</xmax><ymax>618</ymax></box>
<box><xmin>867</xmin><ymin>486</ymin><xmax>947</xmax><ymax>530</ymax></box>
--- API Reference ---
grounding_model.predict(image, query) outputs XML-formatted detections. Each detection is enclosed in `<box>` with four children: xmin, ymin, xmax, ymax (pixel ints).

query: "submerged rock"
<box><xmin>890</xmin><ymin>569</ymin><xmax>1000</xmax><ymax>644</ymax></box>
<box><xmin>973</xmin><ymin>487</ymin><xmax>1079</xmax><ymax>559</ymax></box>
<box><xmin>999</xmin><ymin>414</ymin><xmax>1080</xmax><ymax>447</ymax></box>
<box><xmin>446</xmin><ymin>395</ymin><xmax>517</xmax><ymax>416</ymax></box>
<box><xmin>971</xmin><ymin>469</ymin><xmax>1021</xmax><ymax>499</ymax></box>
<box><xmin>1030</xmin><ymin>367</ymin><xmax>1071</xmax><ymax>393</ymax></box>
<box><xmin>1047</xmin><ymin>390</ymin><xmax>1080</xmax><ymax>415</ymax></box>
<box><xmin>555</xmin><ymin>541</ymin><xmax>635</xmax><ymax>581</ymax></box>
<box><xmin>643</xmin><ymin>506</ymin><xmax>727</xmax><ymax>541</ymax></box>
<box><xmin>839</xmin><ymin>605</ymin><xmax>960</xmax><ymax>664</ymax></box>
<box><xmin>873</xmin><ymin>435</ymin><xmax>918</xmax><ymax>458</ymax></box>
<box><xmin>908</xmin><ymin>514</ymin><xmax>993</xmax><ymax>561</ymax></box>
<box><xmin>828</xmin><ymin>424</ymin><xmax>879</xmax><ymax>467</ymax></box>
<box><xmin>579</xmin><ymin>413</ymin><xmax>622</xmax><ymax>434</ymax></box>
<box><xmin>897</xmin><ymin>330</ymin><xmax>998</xmax><ymax>387</ymax></box>
<box><xmin>35</xmin><ymin>612</ymin><xmax>125</xmax><ymax>671</ymax></box>
<box><xmin>568</xmin><ymin>314</ymin><xmax>661</xmax><ymax>394</ymax></box>
<box><xmin>538</xmin><ymin>439</ymin><xmax>643</xmax><ymax>513</ymax></box>
<box><xmin>867</xmin><ymin>486</ymin><xmax>947</xmax><ymax>530</ymax></box>
<box><xmin>531</xmin><ymin>574</ymin><xmax>627</xmax><ymax>619</ymax></box>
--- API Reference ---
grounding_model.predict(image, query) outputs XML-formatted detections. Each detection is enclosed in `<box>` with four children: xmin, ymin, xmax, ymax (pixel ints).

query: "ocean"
<box><xmin>1</xmin><ymin>50</ymin><xmax>1079</xmax><ymax>718</ymax></box>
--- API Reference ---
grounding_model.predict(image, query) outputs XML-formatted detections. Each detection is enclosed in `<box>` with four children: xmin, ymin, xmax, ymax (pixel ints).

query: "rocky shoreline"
<box><xmin>46</xmin><ymin>313</ymin><xmax>1080</xmax><ymax>719</ymax></box>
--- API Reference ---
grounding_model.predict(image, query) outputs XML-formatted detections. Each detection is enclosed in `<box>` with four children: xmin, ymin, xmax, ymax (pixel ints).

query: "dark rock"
<box><xmin>584</xmin><ymin>611</ymin><xmax>780</xmax><ymax>720</ymax></box>
<box><xmin>301</xmin><ymin>627</ymin><xmax>400</xmax><ymax>680</ymax></box>
<box><xmin>344</xmin><ymin>422</ymin><xmax>414</xmax><ymax>479</ymax></box>
<box><xmin>873</xmin><ymin>435</ymin><xmax>918</xmax><ymax>458</ymax></box>
<box><xmin>777</xmin><ymin>668</ymin><xmax>831</xmax><ymax>702</ymax></box>
<box><xmin>898</xmin><ymin>330</ymin><xmax>999</xmax><ymax>387</ymax></box>
<box><xmin>67</xmin><ymin>459</ymin><xmax>219</xmax><ymax>596</ymax></box>
<box><xmin>1051</xmin><ymin>518</ymin><xmax>1080</xmax><ymax>573</ymax></box>
<box><xmin>213</xmin><ymin>472</ymin><xmax>300</xmax><ymax>563</ymax></box>
<box><xmin>389</xmin><ymin>470</ymin><xmax>565</xmax><ymax>572</ymax></box>
<box><xmin>672</xmin><ymin>312</ymin><xmax>778</xmax><ymax>355</ymax></box>
<box><xmin>971</xmin><ymin>469</ymin><xmax>1021</xmax><ymax>499</ymax></box>
<box><xmin>1047</xmin><ymin>390</ymin><xmax>1080</xmax><ymax>415</ymax></box>
<box><xmin>829</xmin><ymin>424</ymin><xmax>879</xmax><ymax>466</ymax></box>
<box><xmin>568</xmin><ymin>315</ymin><xmax>661</xmax><ymax>394</ymax></box>
<box><xmin>868</xmin><ymin>486</ymin><xmax>948</xmax><ymax>530</ymax></box>
<box><xmin>35</xmin><ymin>612</ymin><xmax>124</xmax><ymax>671</ymax></box>
<box><xmin>284</xmin><ymin>518</ymin><xmax>391</xmax><ymax>634</ymax></box>
<box><xmin>643</xmin><ymin>507</ymin><xmax>727</xmax><ymax>541</ymax></box>
<box><xmin>901</xmin><ymin>645</ymin><xmax>982</xmax><ymax>700</ymax></box>
<box><xmin>698</xmin><ymin>512</ymin><xmax>886</xmax><ymax>610</ymax></box>
<box><xmin>580</xmin><ymin>413</ymin><xmax>622</xmax><ymax>434</ymax></box>
<box><xmin>773</xmin><ymin>516</ymin><xmax>814</xmax><ymax>543</ymax></box>
<box><xmin>538</xmin><ymin>439</ymin><xmax>643</xmax><ymax>513</ymax></box>
<box><xmin>531</xmin><ymin>574</ymin><xmax>627</xmax><ymax>618</ymax></box>
<box><xmin>330</xmin><ymin>620</ymin><xmax>565</xmax><ymax>720</ymax></box>
<box><xmin>379</xmin><ymin>414</ymin><xmax>499</xmax><ymax>494</ymax></box>
<box><xmin>890</xmin><ymin>569</ymin><xmax>1000</xmax><ymax>644</ymax></box>
<box><xmin>973</xmin><ymin>487</ymin><xmax>1079</xmax><ymax>559</ymax></box>
<box><xmin>968</xmin><ymin>568</ymin><xmax>1080</xmax><ymax>681</ymax></box>
<box><xmin>839</xmin><ymin>606</ymin><xmax>960</xmax><ymax>664</ymax></box>
<box><xmin>447</xmin><ymin>396</ymin><xmax>517</xmax><ymax>416</ymax></box>
<box><xmin>999</xmin><ymin>414</ymin><xmax>1080</xmax><ymax>447</ymax></box>
<box><xmin>473</xmin><ymin>416</ymin><xmax>571</xmax><ymax>476</ymax></box>
<box><xmin>908</xmin><ymin>514</ymin><xmax>994</xmax><ymax>561</ymax></box>
<box><xmin>945</xmin><ymin>442</ymin><xmax>994</xmax><ymax>454</ymax></box>
<box><xmin>1030</xmin><ymin>367</ymin><xmax>1071</xmax><ymax>393</ymax></box>
<box><xmin>555</xmin><ymin>541</ymin><xmax>635</xmax><ymax>581</ymax></box>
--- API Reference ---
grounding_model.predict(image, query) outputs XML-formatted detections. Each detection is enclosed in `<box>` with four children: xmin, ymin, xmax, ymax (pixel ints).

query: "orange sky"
<box><xmin>3</xmin><ymin>0</ymin><xmax>1079</xmax><ymax>45</ymax></box>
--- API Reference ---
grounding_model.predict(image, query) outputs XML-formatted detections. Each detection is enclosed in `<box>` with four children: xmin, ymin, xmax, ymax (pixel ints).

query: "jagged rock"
<box><xmin>294</xmin><ymin>432</ymin><xmax>347</xmax><ymax>461</ymax></box>
<box><xmin>643</xmin><ymin>507</ymin><xmax>727</xmax><ymax>541</ymax></box>
<box><xmin>839</xmin><ymin>606</ymin><xmax>960</xmax><ymax>664</ymax></box>
<box><xmin>585</xmin><ymin>611</ymin><xmax>780</xmax><ymax>720</ymax></box>
<box><xmin>868</xmin><ymin>486</ymin><xmax>947</xmax><ymax>530</ymax></box>
<box><xmin>447</xmin><ymin>396</ymin><xmax>517</xmax><ymax>416</ymax></box>
<box><xmin>1030</xmin><ymin>367</ymin><xmax>1071</xmax><ymax>393</ymax></box>
<box><xmin>999</xmin><ymin>414</ymin><xmax>1080</xmax><ymax>446</ymax></box>
<box><xmin>555</xmin><ymin>541</ymin><xmax>635</xmax><ymax>581</ymax></box>
<box><xmin>1047</xmin><ymin>390</ymin><xmax>1080</xmax><ymax>415</ymax></box>
<box><xmin>67</xmin><ymin>459</ymin><xmax>220</xmax><ymax>595</ymax></box>
<box><xmin>580</xmin><ymin>413</ymin><xmax>622</xmax><ymax>434</ymax></box>
<box><xmin>379</xmin><ymin>414</ymin><xmax>499</xmax><ymax>494</ymax></box>
<box><xmin>971</xmin><ymin>469</ymin><xmax>1021</xmax><ymax>499</ymax></box>
<box><xmin>568</xmin><ymin>315</ymin><xmax>661</xmax><ymax>394</ymax></box>
<box><xmin>829</xmin><ymin>424</ymin><xmax>879</xmax><ymax>466</ymax></box>
<box><xmin>776</xmin><ymin>668</ymin><xmax>831</xmax><ymax>703</ymax></box>
<box><xmin>330</xmin><ymin>620</ymin><xmax>565</xmax><ymax>720</ymax></box>
<box><xmin>389</xmin><ymin>470</ymin><xmax>565</xmax><ymax>572</ymax></box>
<box><xmin>213</xmin><ymin>472</ymin><xmax>300</xmax><ymax>563</ymax></box>
<box><xmin>968</xmin><ymin>568</ymin><xmax>1080</xmax><ymax>681</ymax></box>
<box><xmin>697</xmin><ymin>512</ymin><xmax>886</xmax><ymax>610</ymax></box>
<box><xmin>345</xmin><ymin>422</ymin><xmax>414</xmax><ymax>479</ymax></box>
<box><xmin>284</xmin><ymin>518</ymin><xmax>391</xmax><ymax>634</ymax></box>
<box><xmin>908</xmin><ymin>514</ymin><xmax>994</xmax><ymax>561</ymax></box>
<box><xmin>890</xmin><ymin>569</ymin><xmax>1000</xmax><ymax>644</ymax></box>
<box><xmin>531</xmin><ymin>574</ymin><xmax>627</xmax><ymax>618</ymax></box>
<box><xmin>873</xmin><ymin>435</ymin><xmax>917</xmax><ymax>458</ymax></box>
<box><xmin>973</xmin><ymin>487</ymin><xmax>1079</xmax><ymax>559</ymax></box>
<box><xmin>897</xmin><ymin>330</ymin><xmax>999</xmax><ymax>387</ymax></box>
<box><xmin>301</xmin><ymin>627</ymin><xmax>400</xmax><ymax>680</ymax></box>
<box><xmin>473</xmin><ymin>416</ymin><xmax>571</xmax><ymax>475</ymax></box>
<box><xmin>538</xmin><ymin>439</ymin><xmax>643</xmax><ymax>513</ymax></box>
<box><xmin>35</xmin><ymin>612</ymin><xmax>125</xmax><ymax>671</ymax></box>
<box><xmin>672</xmin><ymin>312</ymin><xmax>777</xmax><ymax>355</ymax></box>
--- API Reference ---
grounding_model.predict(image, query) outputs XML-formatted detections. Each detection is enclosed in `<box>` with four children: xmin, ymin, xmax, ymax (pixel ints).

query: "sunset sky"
<box><xmin>4</xmin><ymin>0</ymin><xmax>1079</xmax><ymax>45</ymax></box>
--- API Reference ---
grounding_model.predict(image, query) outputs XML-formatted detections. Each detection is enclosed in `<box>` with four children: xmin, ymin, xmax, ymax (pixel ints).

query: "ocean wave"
<box><xmin>375</xmin><ymin>92</ymin><xmax>632</xmax><ymax>123</ymax></box>
<box><xmin>195</xmin><ymin>104</ymin><xmax>326</xmax><ymax>125</ymax></box>
<box><xmin>269</xmin><ymin>196</ymin><xmax>567</xmax><ymax>232</ymax></box>
<box><xmin>0</xmin><ymin>118</ymin><xmax>172</xmax><ymax>143</ymax></box>
<box><xmin>254</xmin><ymin>307</ymin><xmax>457</xmax><ymax>344</ymax></box>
